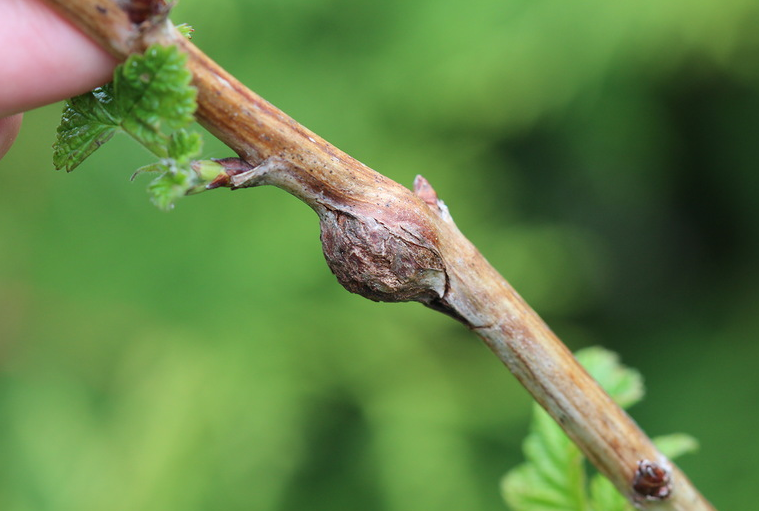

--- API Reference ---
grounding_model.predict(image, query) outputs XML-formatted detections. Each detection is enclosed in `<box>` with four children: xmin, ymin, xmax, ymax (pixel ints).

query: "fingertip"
<box><xmin>1</xmin><ymin>0</ymin><xmax>118</xmax><ymax>116</ymax></box>
<box><xmin>0</xmin><ymin>114</ymin><xmax>24</xmax><ymax>161</ymax></box>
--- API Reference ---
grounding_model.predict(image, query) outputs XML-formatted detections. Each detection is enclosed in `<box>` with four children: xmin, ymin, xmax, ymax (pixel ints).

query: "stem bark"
<box><xmin>44</xmin><ymin>1</ymin><xmax>716</xmax><ymax>509</ymax></box>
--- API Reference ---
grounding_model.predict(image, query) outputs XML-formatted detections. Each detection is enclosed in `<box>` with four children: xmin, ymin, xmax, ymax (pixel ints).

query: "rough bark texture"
<box><xmin>44</xmin><ymin>1</ymin><xmax>717</xmax><ymax>510</ymax></box>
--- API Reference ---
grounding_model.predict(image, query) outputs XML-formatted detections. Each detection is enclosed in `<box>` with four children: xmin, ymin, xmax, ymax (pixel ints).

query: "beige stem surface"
<box><xmin>44</xmin><ymin>1</ymin><xmax>716</xmax><ymax>509</ymax></box>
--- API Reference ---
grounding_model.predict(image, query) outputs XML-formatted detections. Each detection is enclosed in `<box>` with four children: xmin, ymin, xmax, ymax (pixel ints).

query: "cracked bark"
<box><xmin>44</xmin><ymin>1</ymin><xmax>717</xmax><ymax>509</ymax></box>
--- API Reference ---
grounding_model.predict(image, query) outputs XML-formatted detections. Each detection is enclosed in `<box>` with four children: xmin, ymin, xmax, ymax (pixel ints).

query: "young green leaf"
<box><xmin>167</xmin><ymin>129</ymin><xmax>203</xmax><ymax>163</ymax></box>
<box><xmin>576</xmin><ymin>347</ymin><xmax>644</xmax><ymax>409</ymax></box>
<box><xmin>653</xmin><ymin>433</ymin><xmax>699</xmax><ymax>460</ymax></box>
<box><xmin>502</xmin><ymin>405</ymin><xmax>587</xmax><ymax>511</ymax></box>
<box><xmin>52</xmin><ymin>39</ymin><xmax>214</xmax><ymax>211</ymax></box>
<box><xmin>147</xmin><ymin>167</ymin><xmax>194</xmax><ymax>211</ymax></box>
<box><xmin>502</xmin><ymin>347</ymin><xmax>692</xmax><ymax>511</ymax></box>
<box><xmin>53</xmin><ymin>84</ymin><xmax>120</xmax><ymax>172</ymax></box>
<box><xmin>588</xmin><ymin>474</ymin><xmax>631</xmax><ymax>511</ymax></box>
<box><xmin>114</xmin><ymin>44</ymin><xmax>197</xmax><ymax>155</ymax></box>
<box><xmin>143</xmin><ymin>130</ymin><xmax>208</xmax><ymax>210</ymax></box>
<box><xmin>53</xmin><ymin>44</ymin><xmax>197</xmax><ymax>171</ymax></box>
<box><xmin>176</xmin><ymin>23</ymin><xmax>194</xmax><ymax>39</ymax></box>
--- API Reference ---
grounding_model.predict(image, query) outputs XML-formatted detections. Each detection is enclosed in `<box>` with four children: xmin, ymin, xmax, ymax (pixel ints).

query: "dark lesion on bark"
<box><xmin>319</xmin><ymin>208</ymin><xmax>472</xmax><ymax>323</ymax></box>
<box><xmin>319</xmin><ymin>209</ymin><xmax>447</xmax><ymax>304</ymax></box>
<box><xmin>214</xmin><ymin>157</ymin><xmax>467</xmax><ymax>319</ymax></box>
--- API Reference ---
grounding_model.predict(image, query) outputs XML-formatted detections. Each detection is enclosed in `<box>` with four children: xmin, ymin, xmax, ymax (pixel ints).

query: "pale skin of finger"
<box><xmin>0</xmin><ymin>0</ymin><xmax>117</xmax><ymax>118</ymax></box>
<box><xmin>0</xmin><ymin>114</ymin><xmax>24</xmax><ymax>160</ymax></box>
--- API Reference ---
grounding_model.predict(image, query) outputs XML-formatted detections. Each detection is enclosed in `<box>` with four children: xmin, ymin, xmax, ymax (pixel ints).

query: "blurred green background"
<box><xmin>2</xmin><ymin>0</ymin><xmax>759</xmax><ymax>509</ymax></box>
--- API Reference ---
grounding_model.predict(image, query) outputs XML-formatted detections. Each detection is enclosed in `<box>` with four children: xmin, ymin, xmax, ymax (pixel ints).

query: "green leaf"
<box><xmin>575</xmin><ymin>347</ymin><xmax>644</xmax><ymax>409</ymax></box>
<box><xmin>52</xmin><ymin>41</ymin><xmax>213</xmax><ymax>211</ymax></box>
<box><xmin>167</xmin><ymin>129</ymin><xmax>203</xmax><ymax>163</ymax></box>
<box><xmin>53</xmin><ymin>44</ymin><xmax>198</xmax><ymax>171</ymax></box>
<box><xmin>114</xmin><ymin>44</ymin><xmax>197</xmax><ymax>155</ymax></box>
<box><xmin>176</xmin><ymin>23</ymin><xmax>194</xmax><ymax>39</ymax></box>
<box><xmin>139</xmin><ymin>129</ymin><xmax>207</xmax><ymax>210</ymax></box>
<box><xmin>588</xmin><ymin>474</ymin><xmax>632</xmax><ymax>511</ymax></box>
<box><xmin>53</xmin><ymin>84</ymin><xmax>120</xmax><ymax>172</ymax></box>
<box><xmin>141</xmin><ymin>155</ymin><xmax>224</xmax><ymax>211</ymax></box>
<box><xmin>653</xmin><ymin>433</ymin><xmax>699</xmax><ymax>460</ymax></box>
<box><xmin>502</xmin><ymin>405</ymin><xmax>587</xmax><ymax>511</ymax></box>
<box><xmin>146</xmin><ymin>166</ymin><xmax>192</xmax><ymax>211</ymax></box>
<box><xmin>502</xmin><ymin>347</ymin><xmax>659</xmax><ymax>511</ymax></box>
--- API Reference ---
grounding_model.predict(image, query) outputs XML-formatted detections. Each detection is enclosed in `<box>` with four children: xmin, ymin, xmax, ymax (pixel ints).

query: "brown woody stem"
<box><xmin>44</xmin><ymin>1</ymin><xmax>716</xmax><ymax>509</ymax></box>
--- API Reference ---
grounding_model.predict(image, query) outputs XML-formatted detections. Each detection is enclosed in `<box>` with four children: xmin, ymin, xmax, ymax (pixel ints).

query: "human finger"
<box><xmin>0</xmin><ymin>0</ymin><xmax>117</xmax><ymax>117</ymax></box>
<box><xmin>0</xmin><ymin>114</ymin><xmax>24</xmax><ymax>160</ymax></box>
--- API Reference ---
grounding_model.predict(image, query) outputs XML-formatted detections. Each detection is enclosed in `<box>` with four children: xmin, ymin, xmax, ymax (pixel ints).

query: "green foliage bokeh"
<box><xmin>2</xmin><ymin>0</ymin><xmax>759</xmax><ymax>509</ymax></box>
